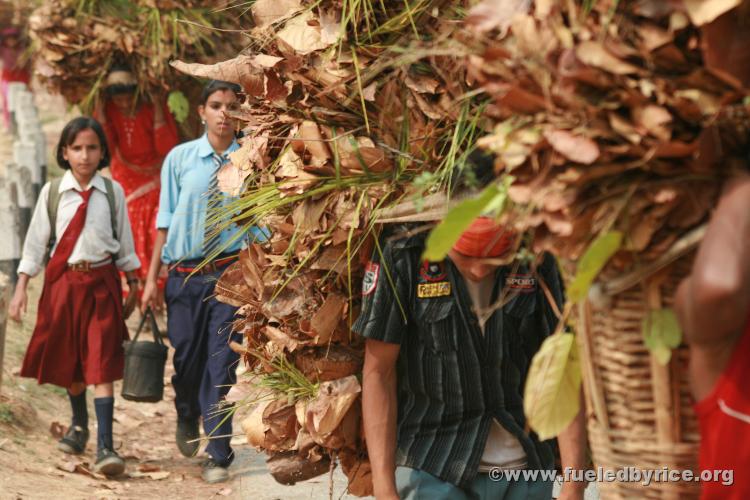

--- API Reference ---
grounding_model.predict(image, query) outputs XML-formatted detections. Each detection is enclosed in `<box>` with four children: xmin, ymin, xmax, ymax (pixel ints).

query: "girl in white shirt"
<box><xmin>8</xmin><ymin>117</ymin><xmax>140</xmax><ymax>477</ymax></box>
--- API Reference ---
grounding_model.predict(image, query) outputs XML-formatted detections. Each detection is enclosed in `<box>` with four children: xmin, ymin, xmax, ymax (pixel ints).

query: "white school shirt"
<box><xmin>464</xmin><ymin>274</ymin><xmax>529</xmax><ymax>472</ymax></box>
<box><xmin>17</xmin><ymin>170</ymin><xmax>140</xmax><ymax>277</ymax></box>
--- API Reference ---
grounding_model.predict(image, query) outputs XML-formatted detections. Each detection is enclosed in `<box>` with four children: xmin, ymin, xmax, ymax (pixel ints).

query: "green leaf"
<box><xmin>567</xmin><ymin>231</ymin><xmax>623</xmax><ymax>303</ymax></box>
<box><xmin>167</xmin><ymin>90</ymin><xmax>190</xmax><ymax>123</ymax></box>
<box><xmin>524</xmin><ymin>333</ymin><xmax>582</xmax><ymax>440</ymax></box>
<box><xmin>421</xmin><ymin>184</ymin><xmax>507</xmax><ymax>262</ymax></box>
<box><xmin>642</xmin><ymin>308</ymin><xmax>682</xmax><ymax>365</ymax></box>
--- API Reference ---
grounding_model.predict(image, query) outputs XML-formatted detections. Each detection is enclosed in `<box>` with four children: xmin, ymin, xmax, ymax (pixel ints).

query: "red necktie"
<box><xmin>46</xmin><ymin>189</ymin><xmax>94</xmax><ymax>283</ymax></box>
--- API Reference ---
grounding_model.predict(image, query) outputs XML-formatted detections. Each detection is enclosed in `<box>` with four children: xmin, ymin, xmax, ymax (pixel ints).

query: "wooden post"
<box><xmin>6</xmin><ymin>164</ymin><xmax>34</xmax><ymax>240</ymax></box>
<box><xmin>6</xmin><ymin>82</ymin><xmax>28</xmax><ymax>134</ymax></box>
<box><xmin>0</xmin><ymin>272</ymin><xmax>11</xmax><ymax>392</ymax></box>
<box><xmin>13</xmin><ymin>140</ymin><xmax>41</xmax><ymax>201</ymax></box>
<box><xmin>34</xmin><ymin>130</ymin><xmax>47</xmax><ymax>187</ymax></box>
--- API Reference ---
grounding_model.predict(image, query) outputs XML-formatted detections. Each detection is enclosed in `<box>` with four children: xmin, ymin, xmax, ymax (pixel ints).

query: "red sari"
<box><xmin>103</xmin><ymin>100</ymin><xmax>179</xmax><ymax>287</ymax></box>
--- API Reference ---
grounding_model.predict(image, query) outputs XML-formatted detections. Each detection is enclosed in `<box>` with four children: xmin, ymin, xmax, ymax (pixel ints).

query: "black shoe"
<box><xmin>57</xmin><ymin>425</ymin><xmax>89</xmax><ymax>455</ymax></box>
<box><xmin>94</xmin><ymin>447</ymin><xmax>125</xmax><ymax>477</ymax></box>
<box><xmin>176</xmin><ymin>418</ymin><xmax>200</xmax><ymax>457</ymax></box>
<box><xmin>201</xmin><ymin>459</ymin><xmax>229</xmax><ymax>484</ymax></box>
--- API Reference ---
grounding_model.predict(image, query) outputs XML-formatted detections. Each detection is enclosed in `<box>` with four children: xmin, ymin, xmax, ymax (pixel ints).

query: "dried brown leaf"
<box><xmin>683</xmin><ymin>0</ymin><xmax>741</xmax><ymax>26</ymax></box>
<box><xmin>295</xmin><ymin>346</ymin><xmax>363</xmax><ymax>382</ymax></box>
<box><xmin>264</xmin><ymin>325</ymin><xmax>309</xmax><ymax>353</ymax></box>
<box><xmin>465</xmin><ymin>0</ymin><xmax>532</xmax><ymax>34</ymax></box>
<box><xmin>304</xmin><ymin>376</ymin><xmax>361</xmax><ymax>448</ymax></box>
<box><xmin>309</xmin><ymin>293</ymin><xmax>347</xmax><ymax>344</ymax></box>
<box><xmin>340</xmin><ymin>451</ymin><xmax>374</xmax><ymax>497</ymax></box>
<box><xmin>215</xmin><ymin>262</ymin><xmax>254</xmax><ymax>307</ymax></box>
<box><xmin>276</xmin><ymin>11</ymin><xmax>337</xmax><ymax>55</ymax></box>
<box><xmin>543</xmin><ymin>129</ymin><xmax>600</xmax><ymax>165</ymax></box>
<box><xmin>576</xmin><ymin>41</ymin><xmax>640</xmax><ymax>75</ymax></box>
<box><xmin>217</xmin><ymin>162</ymin><xmax>247</xmax><ymax>197</ymax></box>
<box><xmin>633</xmin><ymin>105</ymin><xmax>673</xmax><ymax>142</ymax></box>
<box><xmin>50</xmin><ymin>421</ymin><xmax>66</xmax><ymax>440</ymax></box>
<box><xmin>251</xmin><ymin>0</ymin><xmax>303</xmax><ymax>29</ymax></box>
<box><xmin>171</xmin><ymin>56</ymin><xmax>274</xmax><ymax>97</ymax></box>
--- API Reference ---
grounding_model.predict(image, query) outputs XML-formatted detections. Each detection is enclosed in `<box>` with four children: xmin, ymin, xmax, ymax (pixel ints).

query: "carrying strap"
<box><xmin>45</xmin><ymin>176</ymin><xmax>118</xmax><ymax>261</ymax></box>
<box><xmin>131</xmin><ymin>307</ymin><xmax>165</xmax><ymax>345</ymax></box>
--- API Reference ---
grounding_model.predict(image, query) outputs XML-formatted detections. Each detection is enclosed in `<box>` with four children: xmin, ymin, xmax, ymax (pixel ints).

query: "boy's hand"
<box><xmin>140</xmin><ymin>278</ymin><xmax>159</xmax><ymax>313</ymax></box>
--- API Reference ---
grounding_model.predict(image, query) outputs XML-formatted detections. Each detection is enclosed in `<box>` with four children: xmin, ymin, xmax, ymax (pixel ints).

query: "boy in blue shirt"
<box><xmin>142</xmin><ymin>80</ymin><xmax>257</xmax><ymax>484</ymax></box>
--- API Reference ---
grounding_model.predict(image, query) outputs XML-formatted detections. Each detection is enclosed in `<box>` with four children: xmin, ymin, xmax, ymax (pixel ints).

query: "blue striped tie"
<box><xmin>204</xmin><ymin>153</ymin><xmax>226</xmax><ymax>257</ymax></box>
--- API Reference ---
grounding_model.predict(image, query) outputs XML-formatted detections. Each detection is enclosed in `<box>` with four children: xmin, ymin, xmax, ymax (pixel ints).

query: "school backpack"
<box><xmin>45</xmin><ymin>176</ymin><xmax>118</xmax><ymax>259</ymax></box>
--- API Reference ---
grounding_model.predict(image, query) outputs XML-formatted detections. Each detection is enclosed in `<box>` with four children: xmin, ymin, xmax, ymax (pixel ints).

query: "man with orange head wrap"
<box><xmin>355</xmin><ymin>157</ymin><xmax>586</xmax><ymax>500</ymax></box>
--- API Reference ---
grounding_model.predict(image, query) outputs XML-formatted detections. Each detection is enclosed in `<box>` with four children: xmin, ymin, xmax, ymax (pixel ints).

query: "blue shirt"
<box><xmin>157</xmin><ymin>134</ymin><xmax>249</xmax><ymax>263</ymax></box>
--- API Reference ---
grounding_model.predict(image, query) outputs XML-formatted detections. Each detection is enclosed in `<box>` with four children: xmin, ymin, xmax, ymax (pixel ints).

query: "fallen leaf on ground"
<box><xmin>56</xmin><ymin>461</ymin><xmax>77</xmax><ymax>473</ymax></box>
<box><xmin>136</xmin><ymin>463</ymin><xmax>162</xmax><ymax>473</ymax></box>
<box><xmin>129</xmin><ymin>470</ymin><xmax>171</xmax><ymax>480</ymax></box>
<box><xmin>49</xmin><ymin>421</ymin><xmax>66</xmax><ymax>440</ymax></box>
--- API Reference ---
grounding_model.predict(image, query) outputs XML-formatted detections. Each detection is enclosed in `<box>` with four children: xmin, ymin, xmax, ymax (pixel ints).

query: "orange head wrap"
<box><xmin>452</xmin><ymin>217</ymin><xmax>514</xmax><ymax>258</ymax></box>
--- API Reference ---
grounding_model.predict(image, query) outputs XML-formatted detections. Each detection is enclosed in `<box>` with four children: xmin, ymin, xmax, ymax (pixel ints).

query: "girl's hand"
<box><xmin>123</xmin><ymin>280</ymin><xmax>139</xmax><ymax>319</ymax></box>
<box><xmin>9</xmin><ymin>286</ymin><xmax>27</xmax><ymax>322</ymax></box>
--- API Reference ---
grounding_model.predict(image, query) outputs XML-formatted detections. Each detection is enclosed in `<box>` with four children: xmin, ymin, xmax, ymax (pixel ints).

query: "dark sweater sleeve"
<box><xmin>352</xmin><ymin>237</ymin><xmax>411</xmax><ymax>344</ymax></box>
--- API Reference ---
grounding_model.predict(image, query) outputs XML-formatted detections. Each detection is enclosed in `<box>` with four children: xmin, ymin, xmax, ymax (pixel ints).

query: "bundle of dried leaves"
<box><xmin>462</xmin><ymin>0</ymin><xmax>750</xmax><ymax>444</ymax></box>
<box><xmin>174</xmin><ymin>0</ymin><xmax>750</xmax><ymax>492</ymax></box>
<box><xmin>171</xmin><ymin>1</ymin><xmax>483</xmax><ymax>495</ymax></box>
<box><xmin>28</xmin><ymin>0</ymin><xmax>247</xmax><ymax>109</ymax></box>
<box><xmin>466</xmin><ymin>0</ymin><xmax>750</xmax><ymax>268</ymax></box>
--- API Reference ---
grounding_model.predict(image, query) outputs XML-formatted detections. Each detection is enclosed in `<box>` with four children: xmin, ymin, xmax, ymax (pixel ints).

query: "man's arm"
<box><xmin>363</xmin><ymin>339</ymin><xmax>401</xmax><ymax>500</ymax></box>
<box><xmin>557</xmin><ymin>389</ymin><xmax>587</xmax><ymax>500</ymax></box>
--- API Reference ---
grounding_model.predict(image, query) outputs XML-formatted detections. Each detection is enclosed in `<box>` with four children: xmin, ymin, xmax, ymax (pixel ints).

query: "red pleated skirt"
<box><xmin>20</xmin><ymin>264</ymin><xmax>128</xmax><ymax>388</ymax></box>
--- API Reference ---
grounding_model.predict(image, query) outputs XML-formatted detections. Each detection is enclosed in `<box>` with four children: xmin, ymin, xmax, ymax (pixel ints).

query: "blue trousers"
<box><xmin>165</xmin><ymin>268</ymin><xmax>242</xmax><ymax>466</ymax></box>
<box><xmin>396</xmin><ymin>467</ymin><xmax>554</xmax><ymax>500</ymax></box>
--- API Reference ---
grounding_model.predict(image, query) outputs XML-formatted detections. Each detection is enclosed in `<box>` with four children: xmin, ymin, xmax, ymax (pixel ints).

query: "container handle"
<box><xmin>131</xmin><ymin>307</ymin><xmax>165</xmax><ymax>346</ymax></box>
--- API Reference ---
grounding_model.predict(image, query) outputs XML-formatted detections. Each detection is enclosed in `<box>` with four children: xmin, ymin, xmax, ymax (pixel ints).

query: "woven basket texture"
<box><xmin>577</xmin><ymin>256</ymin><xmax>700</xmax><ymax>499</ymax></box>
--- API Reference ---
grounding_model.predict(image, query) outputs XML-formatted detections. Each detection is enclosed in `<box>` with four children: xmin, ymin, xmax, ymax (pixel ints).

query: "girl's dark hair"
<box><xmin>200</xmin><ymin>80</ymin><xmax>242</xmax><ymax>104</ymax></box>
<box><xmin>56</xmin><ymin>117</ymin><xmax>111</xmax><ymax>170</ymax></box>
<box><xmin>106</xmin><ymin>83</ymin><xmax>137</xmax><ymax>97</ymax></box>
<box><xmin>105</xmin><ymin>63</ymin><xmax>137</xmax><ymax>96</ymax></box>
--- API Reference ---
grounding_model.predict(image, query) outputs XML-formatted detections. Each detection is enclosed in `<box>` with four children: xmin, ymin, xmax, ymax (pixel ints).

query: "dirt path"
<box><xmin>0</xmin><ymin>277</ymin><xmax>353</xmax><ymax>500</ymax></box>
<box><xmin>0</xmin><ymin>88</ymin><xmax>355</xmax><ymax>500</ymax></box>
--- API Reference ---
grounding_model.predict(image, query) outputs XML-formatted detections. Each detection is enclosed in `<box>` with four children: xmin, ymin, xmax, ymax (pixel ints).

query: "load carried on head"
<box><xmin>28</xmin><ymin>0</ymin><xmax>248</xmax><ymax>131</ymax></box>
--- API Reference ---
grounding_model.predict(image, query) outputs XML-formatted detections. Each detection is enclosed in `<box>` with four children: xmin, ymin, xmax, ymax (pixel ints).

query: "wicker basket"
<box><xmin>577</xmin><ymin>253</ymin><xmax>701</xmax><ymax>499</ymax></box>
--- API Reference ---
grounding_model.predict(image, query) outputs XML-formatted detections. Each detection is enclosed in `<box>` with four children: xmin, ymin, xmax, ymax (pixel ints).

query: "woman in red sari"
<box><xmin>98</xmin><ymin>67</ymin><xmax>179</xmax><ymax>298</ymax></box>
<box><xmin>0</xmin><ymin>27</ymin><xmax>31</xmax><ymax>129</ymax></box>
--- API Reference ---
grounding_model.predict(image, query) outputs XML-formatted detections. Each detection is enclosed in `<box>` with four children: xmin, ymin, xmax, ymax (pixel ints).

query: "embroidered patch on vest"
<box><xmin>419</xmin><ymin>260</ymin><xmax>448</xmax><ymax>282</ymax></box>
<box><xmin>417</xmin><ymin>281</ymin><xmax>452</xmax><ymax>298</ymax></box>
<box><xmin>506</xmin><ymin>274</ymin><xmax>536</xmax><ymax>293</ymax></box>
<box><xmin>362</xmin><ymin>262</ymin><xmax>380</xmax><ymax>296</ymax></box>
